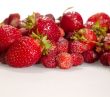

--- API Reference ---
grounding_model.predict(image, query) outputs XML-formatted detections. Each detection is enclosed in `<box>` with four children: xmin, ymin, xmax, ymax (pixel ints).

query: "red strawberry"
<box><xmin>60</xmin><ymin>11</ymin><xmax>83</xmax><ymax>33</ymax></box>
<box><xmin>71</xmin><ymin>53</ymin><xmax>84</xmax><ymax>66</ymax></box>
<box><xmin>83</xmin><ymin>50</ymin><xmax>99</xmax><ymax>63</ymax></box>
<box><xmin>71</xmin><ymin>28</ymin><xmax>97</xmax><ymax>50</ymax></box>
<box><xmin>56</xmin><ymin>52</ymin><xmax>73</xmax><ymax>69</ymax></box>
<box><xmin>85</xmin><ymin>12</ymin><xmax>110</xmax><ymax>29</ymax></box>
<box><xmin>100</xmin><ymin>52</ymin><xmax>110</xmax><ymax>66</ymax></box>
<box><xmin>69</xmin><ymin>41</ymin><xmax>89</xmax><ymax>54</ymax></box>
<box><xmin>6</xmin><ymin>36</ymin><xmax>41</xmax><ymax>68</ymax></box>
<box><xmin>41</xmin><ymin>43</ymin><xmax>57</xmax><ymax>68</ymax></box>
<box><xmin>57</xmin><ymin>37</ymin><xmax>68</xmax><ymax>53</ymax></box>
<box><xmin>0</xmin><ymin>25</ymin><xmax>22</xmax><ymax>53</ymax></box>
<box><xmin>37</xmin><ymin>17</ymin><xmax>60</xmax><ymax>42</ymax></box>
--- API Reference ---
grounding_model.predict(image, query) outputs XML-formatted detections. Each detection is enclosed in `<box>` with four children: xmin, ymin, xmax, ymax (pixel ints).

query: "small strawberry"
<box><xmin>100</xmin><ymin>52</ymin><xmax>110</xmax><ymax>66</ymax></box>
<box><xmin>6</xmin><ymin>36</ymin><xmax>41</xmax><ymax>68</ymax></box>
<box><xmin>41</xmin><ymin>44</ymin><xmax>57</xmax><ymax>68</ymax></box>
<box><xmin>60</xmin><ymin>8</ymin><xmax>83</xmax><ymax>32</ymax></box>
<box><xmin>69</xmin><ymin>41</ymin><xmax>89</xmax><ymax>54</ymax></box>
<box><xmin>0</xmin><ymin>25</ymin><xmax>22</xmax><ymax>53</ymax></box>
<box><xmin>37</xmin><ymin>16</ymin><xmax>60</xmax><ymax>42</ymax></box>
<box><xmin>83</xmin><ymin>50</ymin><xmax>99</xmax><ymax>63</ymax></box>
<box><xmin>71</xmin><ymin>53</ymin><xmax>84</xmax><ymax>66</ymax></box>
<box><xmin>56</xmin><ymin>52</ymin><xmax>73</xmax><ymax>69</ymax></box>
<box><xmin>57</xmin><ymin>37</ymin><xmax>68</xmax><ymax>53</ymax></box>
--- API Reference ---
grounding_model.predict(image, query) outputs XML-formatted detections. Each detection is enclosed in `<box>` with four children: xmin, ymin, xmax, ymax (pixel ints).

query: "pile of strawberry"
<box><xmin>0</xmin><ymin>8</ymin><xmax>110</xmax><ymax>69</ymax></box>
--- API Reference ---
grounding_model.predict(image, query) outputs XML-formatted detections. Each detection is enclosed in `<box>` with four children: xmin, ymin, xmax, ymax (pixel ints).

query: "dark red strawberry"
<box><xmin>3</xmin><ymin>13</ymin><xmax>20</xmax><ymax>28</ymax></box>
<box><xmin>60</xmin><ymin>10</ymin><xmax>83</xmax><ymax>33</ymax></box>
<box><xmin>71</xmin><ymin>53</ymin><xmax>84</xmax><ymax>66</ymax></box>
<box><xmin>0</xmin><ymin>25</ymin><xmax>22</xmax><ymax>53</ymax></box>
<box><xmin>56</xmin><ymin>52</ymin><xmax>73</xmax><ymax>69</ymax></box>
<box><xmin>6</xmin><ymin>36</ymin><xmax>41</xmax><ymax>68</ymax></box>
<box><xmin>57</xmin><ymin>37</ymin><xmax>68</xmax><ymax>53</ymax></box>
<box><xmin>37</xmin><ymin>17</ymin><xmax>60</xmax><ymax>42</ymax></box>
<box><xmin>100</xmin><ymin>52</ymin><xmax>110</xmax><ymax>66</ymax></box>
<box><xmin>69</xmin><ymin>41</ymin><xmax>89</xmax><ymax>54</ymax></box>
<box><xmin>83</xmin><ymin>50</ymin><xmax>99</xmax><ymax>63</ymax></box>
<box><xmin>41</xmin><ymin>44</ymin><xmax>57</xmax><ymax>68</ymax></box>
<box><xmin>45</xmin><ymin>13</ymin><xmax>55</xmax><ymax>21</ymax></box>
<box><xmin>85</xmin><ymin>12</ymin><xmax>110</xmax><ymax>29</ymax></box>
<box><xmin>71</xmin><ymin>28</ymin><xmax>97</xmax><ymax>50</ymax></box>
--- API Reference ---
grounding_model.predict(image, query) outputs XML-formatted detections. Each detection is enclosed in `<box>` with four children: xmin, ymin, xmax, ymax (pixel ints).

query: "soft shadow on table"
<box><xmin>0</xmin><ymin>61</ymin><xmax>110</xmax><ymax>74</ymax></box>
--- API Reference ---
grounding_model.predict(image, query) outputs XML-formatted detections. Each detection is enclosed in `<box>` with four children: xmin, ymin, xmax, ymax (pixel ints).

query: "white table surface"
<box><xmin>0</xmin><ymin>0</ymin><xmax>110</xmax><ymax>97</ymax></box>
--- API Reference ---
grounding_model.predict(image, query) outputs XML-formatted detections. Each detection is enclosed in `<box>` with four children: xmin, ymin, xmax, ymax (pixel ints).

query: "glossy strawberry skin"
<box><xmin>57</xmin><ymin>37</ymin><xmax>69</xmax><ymax>53</ymax></box>
<box><xmin>56</xmin><ymin>52</ymin><xmax>73</xmax><ymax>69</ymax></box>
<box><xmin>60</xmin><ymin>12</ymin><xmax>83</xmax><ymax>33</ymax></box>
<box><xmin>0</xmin><ymin>25</ymin><xmax>22</xmax><ymax>53</ymax></box>
<box><xmin>71</xmin><ymin>53</ymin><xmax>84</xmax><ymax>66</ymax></box>
<box><xmin>85</xmin><ymin>12</ymin><xmax>110</xmax><ymax>29</ymax></box>
<box><xmin>69</xmin><ymin>41</ymin><xmax>88</xmax><ymax>54</ymax></box>
<box><xmin>100</xmin><ymin>52</ymin><xmax>110</xmax><ymax>66</ymax></box>
<box><xmin>83</xmin><ymin>50</ymin><xmax>99</xmax><ymax>63</ymax></box>
<box><xmin>6</xmin><ymin>36</ymin><xmax>41</xmax><ymax>68</ymax></box>
<box><xmin>37</xmin><ymin>17</ymin><xmax>60</xmax><ymax>42</ymax></box>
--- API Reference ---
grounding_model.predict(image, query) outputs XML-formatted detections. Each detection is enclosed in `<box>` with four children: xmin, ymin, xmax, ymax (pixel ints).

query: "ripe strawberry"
<box><xmin>85</xmin><ymin>12</ymin><xmax>110</xmax><ymax>29</ymax></box>
<box><xmin>56</xmin><ymin>52</ymin><xmax>73</xmax><ymax>69</ymax></box>
<box><xmin>6</xmin><ymin>36</ymin><xmax>41</xmax><ymax>68</ymax></box>
<box><xmin>100</xmin><ymin>52</ymin><xmax>110</xmax><ymax>66</ymax></box>
<box><xmin>83</xmin><ymin>50</ymin><xmax>99</xmax><ymax>63</ymax></box>
<box><xmin>0</xmin><ymin>25</ymin><xmax>22</xmax><ymax>53</ymax></box>
<box><xmin>60</xmin><ymin>11</ymin><xmax>83</xmax><ymax>33</ymax></box>
<box><xmin>57</xmin><ymin>37</ymin><xmax>68</xmax><ymax>53</ymax></box>
<box><xmin>69</xmin><ymin>41</ymin><xmax>89</xmax><ymax>54</ymax></box>
<box><xmin>71</xmin><ymin>28</ymin><xmax>97</xmax><ymax>50</ymax></box>
<box><xmin>41</xmin><ymin>44</ymin><xmax>57</xmax><ymax>68</ymax></box>
<box><xmin>37</xmin><ymin>17</ymin><xmax>60</xmax><ymax>42</ymax></box>
<box><xmin>71</xmin><ymin>53</ymin><xmax>84</xmax><ymax>66</ymax></box>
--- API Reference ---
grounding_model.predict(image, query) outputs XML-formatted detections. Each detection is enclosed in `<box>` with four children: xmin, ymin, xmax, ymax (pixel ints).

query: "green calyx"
<box><xmin>24</xmin><ymin>12</ymin><xmax>36</xmax><ymax>29</ymax></box>
<box><xmin>92</xmin><ymin>21</ymin><xmax>107</xmax><ymax>37</ymax></box>
<box><xmin>71</xmin><ymin>29</ymin><xmax>87</xmax><ymax>41</ymax></box>
<box><xmin>31</xmin><ymin>32</ymin><xmax>52</xmax><ymax>55</ymax></box>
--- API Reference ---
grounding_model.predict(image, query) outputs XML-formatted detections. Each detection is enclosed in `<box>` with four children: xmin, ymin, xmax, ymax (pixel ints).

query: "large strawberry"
<box><xmin>37</xmin><ymin>16</ymin><xmax>60</xmax><ymax>42</ymax></box>
<box><xmin>85</xmin><ymin>12</ymin><xmax>110</xmax><ymax>29</ymax></box>
<box><xmin>0</xmin><ymin>25</ymin><xmax>22</xmax><ymax>53</ymax></box>
<box><xmin>6</xmin><ymin>36</ymin><xmax>41</xmax><ymax>67</ymax></box>
<box><xmin>60</xmin><ymin>9</ymin><xmax>83</xmax><ymax>33</ymax></box>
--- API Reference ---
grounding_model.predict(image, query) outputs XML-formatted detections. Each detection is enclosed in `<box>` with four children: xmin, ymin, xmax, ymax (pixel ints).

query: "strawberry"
<box><xmin>45</xmin><ymin>13</ymin><xmax>55</xmax><ymax>21</ymax></box>
<box><xmin>37</xmin><ymin>17</ymin><xmax>60</xmax><ymax>42</ymax></box>
<box><xmin>100</xmin><ymin>52</ymin><xmax>110</xmax><ymax>66</ymax></box>
<box><xmin>0</xmin><ymin>25</ymin><xmax>22</xmax><ymax>53</ymax></box>
<box><xmin>3</xmin><ymin>13</ymin><xmax>20</xmax><ymax>28</ymax></box>
<box><xmin>71</xmin><ymin>53</ymin><xmax>84</xmax><ymax>66</ymax></box>
<box><xmin>6</xmin><ymin>36</ymin><xmax>41</xmax><ymax>68</ymax></box>
<box><xmin>85</xmin><ymin>12</ymin><xmax>110</xmax><ymax>29</ymax></box>
<box><xmin>60</xmin><ymin>10</ymin><xmax>83</xmax><ymax>33</ymax></box>
<box><xmin>41</xmin><ymin>44</ymin><xmax>57</xmax><ymax>68</ymax></box>
<box><xmin>71</xmin><ymin>28</ymin><xmax>97</xmax><ymax>50</ymax></box>
<box><xmin>57</xmin><ymin>37</ymin><xmax>68</xmax><ymax>53</ymax></box>
<box><xmin>56</xmin><ymin>52</ymin><xmax>73</xmax><ymax>69</ymax></box>
<box><xmin>69</xmin><ymin>41</ymin><xmax>89</xmax><ymax>54</ymax></box>
<box><xmin>83</xmin><ymin>50</ymin><xmax>99</xmax><ymax>63</ymax></box>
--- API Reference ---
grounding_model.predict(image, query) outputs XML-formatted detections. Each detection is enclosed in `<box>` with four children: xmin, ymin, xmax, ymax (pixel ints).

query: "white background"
<box><xmin>0</xmin><ymin>0</ymin><xmax>110</xmax><ymax>97</ymax></box>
